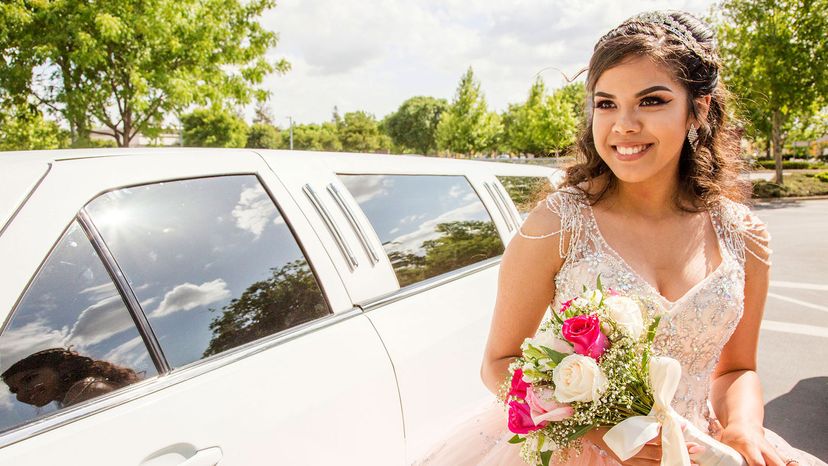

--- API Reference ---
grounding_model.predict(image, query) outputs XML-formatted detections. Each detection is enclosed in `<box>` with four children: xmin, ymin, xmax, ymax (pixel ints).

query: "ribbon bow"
<box><xmin>603</xmin><ymin>356</ymin><xmax>690</xmax><ymax>466</ymax></box>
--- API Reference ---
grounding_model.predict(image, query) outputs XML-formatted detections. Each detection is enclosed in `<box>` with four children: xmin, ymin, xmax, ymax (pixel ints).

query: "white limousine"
<box><xmin>0</xmin><ymin>148</ymin><xmax>559</xmax><ymax>465</ymax></box>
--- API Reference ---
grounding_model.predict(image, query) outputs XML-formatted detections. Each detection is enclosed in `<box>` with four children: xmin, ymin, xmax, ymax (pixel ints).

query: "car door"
<box><xmin>0</xmin><ymin>150</ymin><xmax>404</xmax><ymax>465</ymax></box>
<box><xmin>306</xmin><ymin>156</ymin><xmax>510</xmax><ymax>464</ymax></box>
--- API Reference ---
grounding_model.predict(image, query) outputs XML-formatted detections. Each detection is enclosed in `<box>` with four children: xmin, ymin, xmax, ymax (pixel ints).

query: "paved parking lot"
<box><xmin>753</xmin><ymin>199</ymin><xmax>828</xmax><ymax>460</ymax></box>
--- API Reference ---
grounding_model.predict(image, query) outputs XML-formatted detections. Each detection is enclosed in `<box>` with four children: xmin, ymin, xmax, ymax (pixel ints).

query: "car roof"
<box><xmin>1</xmin><ymin>148</ymin><xmax>558</xmax><ymax>233</ymax></box>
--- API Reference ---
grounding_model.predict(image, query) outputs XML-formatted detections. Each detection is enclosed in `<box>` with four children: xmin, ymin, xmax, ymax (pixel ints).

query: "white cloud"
<box><xmin>232</xmin><ymin>185</ymin><xmax>278</xmax><ymax>239</ymax></box>
<box><xmin>104</xmin><ymin>336</ymin><xmax>151</xmax><ymax>373</ymax></box>
<box><xmin>340</xmin><ymin>175</ymin><xmax>392</xmax><ymax>204</ymax></box>
<box><xmin>259</xmin><ymin>0</ymin><xmax>718</xmax><ymax>124</ymax></box>
<box><xmin>66</xmin><ymin>295</ymin><xmax>134</xmax><ymax>348</ymax></box>
<box><xmin>151</xmin><ymin>279</ymin><xmax>232</xmax><ymax>317</ymax></box>
<box><xmin>0</xmin><ymin>319</ymin><xmax>68</xmax><ymax>374</ymax></box>
<box><xmin>388</xmin><ymin>201</ymin><xmax>487</xmax><ymax>253</ymax></box>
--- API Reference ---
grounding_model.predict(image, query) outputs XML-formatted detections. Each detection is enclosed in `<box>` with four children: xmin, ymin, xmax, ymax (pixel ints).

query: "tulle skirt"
<box><xmin>413</xmin><ymin>403</ymin><xmax>826</xmax><ymax>466</ymax></box>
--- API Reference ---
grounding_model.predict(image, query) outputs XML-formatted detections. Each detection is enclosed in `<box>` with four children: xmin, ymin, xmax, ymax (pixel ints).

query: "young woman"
<box><xmin>479</xmin><ymin>10</ymin><xmax>825</xmax><ymax>466</ymax></box>
<box><xmin>2</xmin><ymin>348</ymin><xmax>141</xmax><ymax>408</ymax></box>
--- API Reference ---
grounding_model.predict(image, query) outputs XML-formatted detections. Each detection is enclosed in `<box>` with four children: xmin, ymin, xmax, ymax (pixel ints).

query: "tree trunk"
<box><xmin>772</xmin><ymin>110</ymin><xmax>784</xmax><ymax>185</ymax></box>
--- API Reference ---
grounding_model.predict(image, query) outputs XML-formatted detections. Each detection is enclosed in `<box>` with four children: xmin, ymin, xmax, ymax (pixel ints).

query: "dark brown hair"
<box><xmin>562</xmin><ymin>10</ymin><xmax>749</xmax><ymax>210</ymax></box>
<box><xmin>2</xmin><ymin>348</ymin><xmax>141</xmax><ymax>406</ymax></box>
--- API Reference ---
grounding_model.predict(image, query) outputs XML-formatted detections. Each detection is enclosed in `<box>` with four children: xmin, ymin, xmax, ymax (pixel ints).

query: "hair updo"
<box><xmin>562</xmin><ymin>10</ymin><xmax>750</xmax><ymax>209</ymax></box>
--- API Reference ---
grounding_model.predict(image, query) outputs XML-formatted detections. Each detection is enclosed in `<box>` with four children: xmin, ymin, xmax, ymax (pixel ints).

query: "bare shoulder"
<box><xmin>741</xmin><ymin>208</ymin><xmax>772</xmax><ymax>268</ymax></box>
<box><xmin>63</xmin><ymin>377</ymin><xmax>119</xmax><ymax>406</ymax></box>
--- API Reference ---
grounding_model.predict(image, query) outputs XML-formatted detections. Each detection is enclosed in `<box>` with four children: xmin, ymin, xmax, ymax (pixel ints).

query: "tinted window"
<box><xmin>0</xmin><ymin>222</ymin><xmax>154</xmax><ymax>433</ymax></box>
<box><xmin>339</xmin><ymin>175</ymin><xmax>503</xmax><ymax>287</ymax></box>
<box><xmin>85</xmin><ymin>176</ymin><xmax>330</xmax><ymax>368</ymax></box>
<box><xmin>496</xmin><ymin>176</ymin><xmax>553</xmax><ymax>219</ymax></box>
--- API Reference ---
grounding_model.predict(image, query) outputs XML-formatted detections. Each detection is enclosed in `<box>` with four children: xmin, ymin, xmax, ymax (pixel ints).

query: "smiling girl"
<box><xmin>479</xmin><ymin>10</ymin><xmax>825</xmax><ymax>466</ymax></box>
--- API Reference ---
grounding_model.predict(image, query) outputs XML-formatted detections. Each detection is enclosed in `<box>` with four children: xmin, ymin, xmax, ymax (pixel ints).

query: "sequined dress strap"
<box><xmin>710</xmin><ymin>198</ymin><xmax>773</xmax><ymax>266</ymax></box>
<box><xmin>517</xmin><ymin>188</ymin><xmax>587</xmax><ymax>260</ymax></box>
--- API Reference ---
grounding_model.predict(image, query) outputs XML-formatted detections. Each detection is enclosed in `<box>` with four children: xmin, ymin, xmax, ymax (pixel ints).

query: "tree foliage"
<box><xmin>715</xmin><ymin>0</ymin><xmax>828</xmax><ymax>182</ymax></box>
<box><xmin>0</xmin><ymin>0</ymin><xmax>288</xmax><ymax>147</ymax></box>
<box><xmin>338</xmin><ymin>111</ymin><xmax>383</xmax><ymax>153</ymax></box>
<box><xmin>286</xmin><ymin>122</ymin><xmax>342</xmax><ymax>151</ymax></box>
<box><xmin>436</xmin><ymin>67</ymin><xmax>502</xmax><ymax>156</ymax></box>
<box><xmin>0</xmin><ymin>103</ymin><xmax>69</xmax><ymax>151</ymax></box>
<box><xmin>246</xmin><ymin>123</ymin><xmax>281</xmax><ymax>149</ymax></box>
<box><xmin>384</xmin><ymin>96</ymin><xmax>448</xmax><ymax>154</ymax></box>
<box><xmin>204</xmin><ymin>260</ymin><xmax>328</xmax><ymax>357</ymax></box>
<box><xmin>181</xmin><ymin>106</ymin><xmax>248</xmax><ymax>148</ymax></box>
<box><xmin>502</xmin><ymin>78</ymin><xmax>579</xmax><ymax>156</ymax></box>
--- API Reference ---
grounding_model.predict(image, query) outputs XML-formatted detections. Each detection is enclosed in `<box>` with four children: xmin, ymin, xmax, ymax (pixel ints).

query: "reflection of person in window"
<box><xmin>1</xmin><ymin>348</ymin><xmax>141</xmax><ymax>408</ymax></box>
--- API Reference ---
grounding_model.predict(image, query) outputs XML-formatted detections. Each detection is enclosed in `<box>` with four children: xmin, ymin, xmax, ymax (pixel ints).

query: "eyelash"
<box><xmin>593</xmin><ymin>96</ymin><xmax>669</xmax><ymax>109</ymax></box>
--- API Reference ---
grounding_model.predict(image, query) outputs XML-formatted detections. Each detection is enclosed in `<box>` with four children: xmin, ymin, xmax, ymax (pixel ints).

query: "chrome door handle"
<box><xmin>180</xmin><ymin>447</ymin><xmax>223</xmax><ymax>466</ymax></box>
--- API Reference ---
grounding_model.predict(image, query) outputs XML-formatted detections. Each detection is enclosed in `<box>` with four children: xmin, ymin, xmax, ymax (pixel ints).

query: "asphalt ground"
<box><xmin>752</xmin><ymin>199</ymin><xmax>828</xmax><ymax>460</ymax></box>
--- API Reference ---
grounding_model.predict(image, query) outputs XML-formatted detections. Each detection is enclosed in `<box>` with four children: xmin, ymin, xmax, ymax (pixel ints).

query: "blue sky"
<box><xmin>259</xmin><ymin>0</ymin><xmax>718</xmax><ymax>125</ymax></box>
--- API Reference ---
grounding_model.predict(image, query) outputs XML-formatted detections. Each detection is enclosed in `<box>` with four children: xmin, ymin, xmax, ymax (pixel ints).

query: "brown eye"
<box><xmin>640</xmin><ymin>96</ymin><xmax>667</xmax><ymax>106</ymax></box>
<box><xmin>593</xmin><ymin>100</ymin><xmax>615</xmax><ymax>109</ymax></box>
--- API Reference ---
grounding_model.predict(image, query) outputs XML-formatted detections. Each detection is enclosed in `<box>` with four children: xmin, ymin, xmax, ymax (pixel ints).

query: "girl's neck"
<box><xmin>600</xmin><ymin>174</ymin><xmax>682</xmax><ymax>220</ymax></box>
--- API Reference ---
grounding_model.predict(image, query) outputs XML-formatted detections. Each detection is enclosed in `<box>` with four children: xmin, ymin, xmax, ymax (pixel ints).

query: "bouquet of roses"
<box><xmin>503</xmin><ymin>278</ymin><xmax>746</xmax><ymax>466</ymax></box>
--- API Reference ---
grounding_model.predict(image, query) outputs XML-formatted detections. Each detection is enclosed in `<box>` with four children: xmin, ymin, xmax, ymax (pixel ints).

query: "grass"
<box><xmin>752</xmin><ymin>172</ymin><xmax>828</xmax><ymax>198</ymax></box>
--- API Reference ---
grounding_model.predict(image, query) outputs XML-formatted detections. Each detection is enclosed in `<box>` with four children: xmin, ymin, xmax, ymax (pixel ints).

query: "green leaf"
<box><xmin>596</xmin><ymin>274</ymin><xmax>603</xmax><ymax>292</ymax></box>
<box><xmin>566</xmin><ymin>424</ymin><xmax>595</xmax><ymax>441</ymax></box>
<box><xmin>540</xmin><ymin>346</ymin><xmax>568</xmax><ymax>364</ymax></box>
<box><xmin>540</xmin><ymin>450</ymin><xmax>553</xmax><ymax>466</ymax></box>
<box><xmin>646</xmin><ymin>314</ymin><xmax>662</xmax><ymax>344</ymax></box>
<box><xmin>508</xmin><ymin>434</ymin><xmax>525</xmax><ymax>444</ymax></box>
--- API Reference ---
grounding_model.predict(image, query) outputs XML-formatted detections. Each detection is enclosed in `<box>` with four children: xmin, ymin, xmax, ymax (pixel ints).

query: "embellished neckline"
<box><xmin>582</xmin><ymin>201</ymin><xmax>729</xmax><ymax>307</ymax></box>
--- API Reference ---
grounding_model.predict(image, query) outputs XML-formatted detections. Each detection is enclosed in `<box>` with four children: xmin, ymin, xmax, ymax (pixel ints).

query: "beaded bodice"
<box><xmin>528</xmin><ymin>188</ymin><xmax>769</xmax><ymax>432</ymax></box>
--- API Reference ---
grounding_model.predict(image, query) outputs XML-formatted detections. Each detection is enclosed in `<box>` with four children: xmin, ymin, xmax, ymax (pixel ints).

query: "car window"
<box><xmin>338</xmin><ymin>174</ymin><xmax>504</xmax><ymax>287</ymax></box>
<box><xmin>85</xmin><ymin>176</ymin><xmax>330</xmax><ymax>368</ymax></box>
<box><xmin>0</xmin><ymin>221</ymin><xmax>155</xmax><ymax>433</ymax></box>
<box><xmin>496</xmin><ymin>175</ymin><xmax>553</xmax><ymax>219</ymax></box>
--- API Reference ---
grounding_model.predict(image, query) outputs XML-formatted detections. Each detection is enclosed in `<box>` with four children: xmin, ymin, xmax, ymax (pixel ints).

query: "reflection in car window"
<box><xmin>496</xmin><ymin>176</ymin><xmax>553</xmax><ymax>219</ymax></box>
<box><xmin>85</xmin><ymin>176</ymin><xmax>330</xmax><ymax>368</ymax></box>
<box><xmin>0</xmin><ymin>222</ymin><xmax>154</xmax><ymax>433</ymax></box>
<box><xmin>339</xmin><ymin>174</ymin><xmax>504</xmax><ymax>287</ymax></box>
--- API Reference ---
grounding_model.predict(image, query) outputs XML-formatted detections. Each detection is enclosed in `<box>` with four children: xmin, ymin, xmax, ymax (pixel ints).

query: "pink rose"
<box><xmin>508</xmin><ymin>368</ymin><xmax>529</xmax><ymax>399</ymax></box>
<box><xmin>561</xmin><ymin>314</ymin><xmax>609</xmax><ymax>360</ymax></box>
<box><xmin>559</xmin><ymin>298</ymin><xmax>574</xmax><ymax>314</ymax></box>
<box><xmin>607</xmin><ymin>288</ymin><xmax>620</xmax><ymax>297</ymax></box>
<box><xmin>525</xmin><ymin>386</ymin><xmax>575</xmax><ymax>424</ymax></box>
<box><xmin>507</xmin><ymin>400</ymin><xmax>547</xmax><ymax>434</ymax></box>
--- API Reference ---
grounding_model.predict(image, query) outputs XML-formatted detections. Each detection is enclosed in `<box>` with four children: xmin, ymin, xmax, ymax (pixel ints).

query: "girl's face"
<box><xmin>591</xmin><ymin>56</ymin><xmax>694</xmax><ymax>185</ymax></box>
<box><xmin>5</xmin><ymin>367</ymin><xmax>62</xmax><ymax>407</ymax></box>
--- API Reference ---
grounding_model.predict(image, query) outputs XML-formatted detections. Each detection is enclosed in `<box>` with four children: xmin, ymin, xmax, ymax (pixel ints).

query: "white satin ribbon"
<box><xmin>603</xmin><ymin>356</ymin><xmax>691</xmax><ymax>466</ymax></box>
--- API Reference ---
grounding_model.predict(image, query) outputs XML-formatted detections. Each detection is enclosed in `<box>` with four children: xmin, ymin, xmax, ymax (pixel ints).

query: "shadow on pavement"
<box><xmin>764</xmin><ymin>377</ymin><xmax>828</xmax><ymax>461</ymax></box>
<box><xmin>752</xmin><ymin>199</ymin><xmax>812</xmax><ymax>211</ymax></box>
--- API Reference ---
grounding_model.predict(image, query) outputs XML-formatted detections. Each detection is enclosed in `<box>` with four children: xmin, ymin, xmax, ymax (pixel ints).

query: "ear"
<box><xmin>690</xmin><ymin>94</ymin><xmax>712</xmax><ymax>127</ymax></box>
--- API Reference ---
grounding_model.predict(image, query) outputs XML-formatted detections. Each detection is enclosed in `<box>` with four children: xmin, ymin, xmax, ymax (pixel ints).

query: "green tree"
<box><xmin>204</xmin><ymin>260</ymin><xmax>328</xmax><ymax>357</ymax></box>
<box><xmin>246</xmin><ymin>123</ymin><xmax>281</xmax><ymax>149</ymax></box>
<box><xmin>436</xmin><ymin>67</ymin><xmax>502</xmax><ymax>156</ymax></box>
<box><xmin>182</xmin><ymin>106</ymin><xmax>248</xmax><ymax>148</ymax></box>
<box><xmin>339</xmin><ymin>111</ymin><xmax>382</xmax><ymax>152</ymax></box>
<box><xmin>384</xmin><ymin>96</ymin><xmax>448</xmax><ymax>154</ymax></box>
<box><xmin>556</xmin><ymin>81</ymin><xmax>587</xmax><ymax>127</ymax></box>
<box><xmin>715</xmin><ymin>0</ymin><xmax>828</xmax><ymax>183</ymax></box>
<box><xmin>0</xmin><ymin>0</ymin><xmax>289</xmax><ymax>147</ymax></box>
<box><xmin>0</xmin><ymin>103</ymin><xmax>69</xmax><ymax>151</ymax></box>
<box><xmin>502</xmin><ymin>78</ymin><xmax>579</xmax><ymax>156</ymax></box>
<box><xmin>286</xmin><ymin>122</ymin><xmax>342</xmax><ymax>151</ymax></box>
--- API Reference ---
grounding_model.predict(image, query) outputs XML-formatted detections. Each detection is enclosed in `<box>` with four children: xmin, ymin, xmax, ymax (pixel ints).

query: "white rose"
<box><xmin>605</xmin><ymin>296</ymin><xmax>645</xmax><ymax>339</ymax></box>
<box><xmin>552</xmin><ymin>354</ymin><xmax>608</xmax><ymax>403</ymax></box>
<box><xmin>531</xmin><ymin>330</ymin><xmax>574</xmax><ymax>355</ymax></box>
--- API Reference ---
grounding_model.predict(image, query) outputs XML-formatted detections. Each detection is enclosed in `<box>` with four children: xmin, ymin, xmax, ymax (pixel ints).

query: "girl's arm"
<box><xmin>710</xmin><ymin>215</ymin><xmax>784</xmax><ymax>466</ymax></box>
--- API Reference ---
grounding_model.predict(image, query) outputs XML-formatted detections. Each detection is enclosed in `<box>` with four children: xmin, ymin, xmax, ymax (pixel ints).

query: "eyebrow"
<box><xmin>593</xmin><ymin>85</ymin><xmax>674</xmax><ymax>99</ymax></box>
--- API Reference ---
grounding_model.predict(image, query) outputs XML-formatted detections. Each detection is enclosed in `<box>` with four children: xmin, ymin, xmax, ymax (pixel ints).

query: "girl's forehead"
<box><xmin>594</xmin><ymin>56</ymin><xmax>682</xmax><ymax>93</ymax></box>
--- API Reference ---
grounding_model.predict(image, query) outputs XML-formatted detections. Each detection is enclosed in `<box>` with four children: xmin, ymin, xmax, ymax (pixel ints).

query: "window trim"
<box><xmin>77</xmin><ymin>208</ymin><xmax>170</xmax><ymax>374</ymax></box>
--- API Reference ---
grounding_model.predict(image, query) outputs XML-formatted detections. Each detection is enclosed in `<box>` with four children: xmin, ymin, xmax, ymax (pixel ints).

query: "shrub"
<box><xmin>815</xmin><ymin>171</ymin><xmax>828</xmax><ymax>183</ymax></box>
<box><xmin>755</xmin><ymin>160</ymin><xmax>811</xmax><ymax>170</ymax></box>
<box><xmin>752</xmin><ymin>180</ymin><xmax>787</xmax><ymax>198</ymax></box>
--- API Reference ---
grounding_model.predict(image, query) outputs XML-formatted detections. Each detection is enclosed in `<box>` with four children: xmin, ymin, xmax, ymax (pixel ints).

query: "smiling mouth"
<box><xmin>612</xmin><ymin>144</ymin><xmax>652</xmax><ymax>155</ymax></box>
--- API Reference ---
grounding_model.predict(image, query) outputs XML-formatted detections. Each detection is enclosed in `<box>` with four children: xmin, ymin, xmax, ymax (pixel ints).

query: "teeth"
<box><xmin>616</xmin><ymin>145</ymin><xmax>648</xmax><ymax>155</ymax></box>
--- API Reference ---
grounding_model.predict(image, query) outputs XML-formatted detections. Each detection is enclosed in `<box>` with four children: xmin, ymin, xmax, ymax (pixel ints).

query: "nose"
<box><xmin>612</xmin><ymin>108</ymin><xmax>641</xmax><ymax>134</ymax></box>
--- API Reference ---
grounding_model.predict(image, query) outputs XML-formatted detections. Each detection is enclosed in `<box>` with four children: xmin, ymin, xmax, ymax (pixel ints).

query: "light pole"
<box><xmin>286</xmin><ymin>116</ymin><xmax>294</xmax><ymax>150</ymax></box>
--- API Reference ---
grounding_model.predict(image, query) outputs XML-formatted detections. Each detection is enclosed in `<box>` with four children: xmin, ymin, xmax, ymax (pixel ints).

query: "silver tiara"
<box><xmin>599</xmin><ymin>10</ymin><xmax>711</xmax><ymax>60</ymax></box>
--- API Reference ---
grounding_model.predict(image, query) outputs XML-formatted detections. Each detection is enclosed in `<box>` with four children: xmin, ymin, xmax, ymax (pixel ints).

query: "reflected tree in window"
<box><xmin>392</xmin><ymin>220</ymin><xmax>504</xmax><ymax>287</ymax></box>
<box><xmin>497</xmin><ymin>176</ymin><xmax>553</xmax><ymax>218</ymax></box>
<box><xmin>204</xmin><ymin>260</ymin><xmax>329</xmax><ymax>357</ymax></box>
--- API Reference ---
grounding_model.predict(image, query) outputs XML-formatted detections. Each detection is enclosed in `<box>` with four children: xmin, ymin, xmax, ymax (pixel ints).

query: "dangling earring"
<box><xmin>687</xmin><ymin>123</ymin><xmax>699</xmax><ymax>152</ymax></box>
